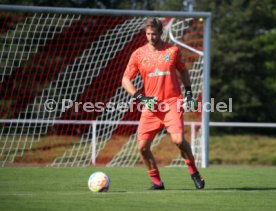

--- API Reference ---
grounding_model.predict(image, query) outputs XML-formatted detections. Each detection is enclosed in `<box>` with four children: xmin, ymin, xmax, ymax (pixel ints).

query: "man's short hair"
<box><xmin>143</xmin><ymin>17</ymin><xmax>163</xmax><ymax>32</ymax></box>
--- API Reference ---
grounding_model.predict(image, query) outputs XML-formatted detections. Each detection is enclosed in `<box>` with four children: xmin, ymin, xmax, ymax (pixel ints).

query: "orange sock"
<box><xmin>148</xmin><ymin>168</ymin><xmax>162</xmax><ymax>186</ymax></box>
<box><xmin>184</xmin><ymin>158</ymin><xmax>198</xmax><ymax>175</ymax></box>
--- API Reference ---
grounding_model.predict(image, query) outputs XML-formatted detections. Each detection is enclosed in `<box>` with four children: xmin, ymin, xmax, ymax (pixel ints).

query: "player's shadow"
<box><xmin>168</xmin><ymin>187</ymin><xmax>276</xmax><ymax>191</ymax></box>
<box><xmin>109</xmin><ymin>190</ymin><xmax>128</xmax><ymax>193</ymax></box>
<box><xmin>210</xmin><ymin>187</ymin><xmax>276</xmax><ymax>191</ymax></box>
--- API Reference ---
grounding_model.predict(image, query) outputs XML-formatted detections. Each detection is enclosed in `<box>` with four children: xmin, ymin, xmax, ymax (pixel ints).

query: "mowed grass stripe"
<box><xmin>0</xmin><ymin>167</ymin><xmax>276</xmax><ymax>211</ymax></box>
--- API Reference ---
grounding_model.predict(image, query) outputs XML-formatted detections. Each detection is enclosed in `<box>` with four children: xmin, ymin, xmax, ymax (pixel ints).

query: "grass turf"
<box><xmin>209</xmin><ymin>135</ymin><xmax>276</xmax><ymax>165</ymax></box>
<box><xmin>0</xmin><ymin>166</ymin><xmax>276</xmax><ymax>211</ymax></box>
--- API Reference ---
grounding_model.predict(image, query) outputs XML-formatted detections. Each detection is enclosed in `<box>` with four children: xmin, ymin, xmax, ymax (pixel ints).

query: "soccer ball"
<box><xmin>88</xmin><ymin>172</ymin><xmax>110</xmax><ymax>192</ymax></box>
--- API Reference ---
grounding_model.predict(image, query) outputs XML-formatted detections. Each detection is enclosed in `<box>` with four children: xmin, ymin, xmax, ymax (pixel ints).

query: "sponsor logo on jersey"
<box><xmin>148</xmin><ymin>68</ymin><xmax>170</xmax><ymax>77</ymax></box>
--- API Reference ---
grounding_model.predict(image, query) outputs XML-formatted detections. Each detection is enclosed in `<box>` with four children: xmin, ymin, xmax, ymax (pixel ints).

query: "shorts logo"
<box><xmin>148</xmin><ymin>68</ymin><xmax>170</xmax><ymax>77</ymax></box>
<box><xmin>164</xmin><ymin>54</ymin><xmax>170</xmax><ymax>62</ymax></box>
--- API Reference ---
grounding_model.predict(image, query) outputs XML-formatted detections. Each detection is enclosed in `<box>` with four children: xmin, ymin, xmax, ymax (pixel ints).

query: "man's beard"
<box><xmin>149</xmin><ymin>39</ymin><xmax>160</xmax><ymax>47</ymax></box>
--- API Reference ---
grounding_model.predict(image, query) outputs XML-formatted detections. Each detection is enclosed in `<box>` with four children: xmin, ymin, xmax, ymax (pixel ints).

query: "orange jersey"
<box><xmin>124</xmin><ymin>42</ymin><xmax>185</xmax><ymax>101</ymax></box>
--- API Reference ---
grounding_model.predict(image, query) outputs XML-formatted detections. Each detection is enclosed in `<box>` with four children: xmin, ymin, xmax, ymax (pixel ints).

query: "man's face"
<box><xmin>145</xmin><ymin>26</ymin><xmax>162</xmax><ymax>47</ymax></box>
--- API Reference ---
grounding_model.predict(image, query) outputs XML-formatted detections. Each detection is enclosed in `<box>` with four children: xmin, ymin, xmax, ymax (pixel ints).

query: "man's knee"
<box><xmin>137</xmin><ymin>141</ymin><xmax>151</xmax><ymax>156</ymax></box>
<box><xmin>170</xmin><ymin>134</ymin><xmax>183</xmax><ymax>145</ymax></box>
<box><xmin>138</xmin><ymin>146</ymin><xmax>149</xmax><ymax>156</ymax></box>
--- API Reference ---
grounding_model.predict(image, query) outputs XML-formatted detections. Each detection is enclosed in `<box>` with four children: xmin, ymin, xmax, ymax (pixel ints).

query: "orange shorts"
<box><xmin>137</xmin><ymin>98</ymin><xmax>184</xmax><ymax>141</ymax></box>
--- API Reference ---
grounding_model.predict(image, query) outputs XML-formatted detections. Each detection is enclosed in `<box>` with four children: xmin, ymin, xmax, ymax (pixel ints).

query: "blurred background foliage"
<box><xmin>1</xmin><ymin>0</ymin><xmax>276</xmax><ymax>127</ymax></box>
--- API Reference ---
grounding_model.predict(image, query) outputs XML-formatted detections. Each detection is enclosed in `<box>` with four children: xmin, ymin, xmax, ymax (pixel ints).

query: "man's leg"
<box><xmin>171</xmin><ymin>133</ymin><xmax>197</xmax><ymax>173</ymax></box>
<box><xmin>137</xmin><ymin>139</ymin><xmax>164</xmax><ymax>190</ymax></box>
<box><xmin>170</xmin><ymin>133</ymin><xmax>205</xmax><ymax>189</ymax></box>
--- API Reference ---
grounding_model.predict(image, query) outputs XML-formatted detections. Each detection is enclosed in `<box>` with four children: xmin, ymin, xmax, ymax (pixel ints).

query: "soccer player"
<box><xmin>122</xmin><ymin>17</ymin><xmax>205</xmax><ymax>190</ymax></box>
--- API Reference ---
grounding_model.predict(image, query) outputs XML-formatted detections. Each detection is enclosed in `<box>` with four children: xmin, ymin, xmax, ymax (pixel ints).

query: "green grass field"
<box><xmin>0</xmin><ymin>167</ymin><xmax>276</xmax><ymax>211</ymax></box>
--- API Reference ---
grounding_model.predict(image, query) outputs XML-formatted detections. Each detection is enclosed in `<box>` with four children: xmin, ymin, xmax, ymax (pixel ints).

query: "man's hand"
<box><xmin>185</xmin><ymin>86</ymin><xmax>193</xmax><ymax>104</ymax></box>
<box><xmin>184</xmin><ymin>86</ymin><xmax>197</xmax><ymax>111</ymax></box>
<box><xmin>133</xmin><ymin>92</ymin><xmax>157</xmax><ymax>111</ymax></box>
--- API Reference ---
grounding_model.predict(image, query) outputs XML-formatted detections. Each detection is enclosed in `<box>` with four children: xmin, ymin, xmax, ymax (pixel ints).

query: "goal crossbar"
<box><xmin>0</xmin><ymin>4</ymin><xmax>211</xmax><ymax>18</ymax></box>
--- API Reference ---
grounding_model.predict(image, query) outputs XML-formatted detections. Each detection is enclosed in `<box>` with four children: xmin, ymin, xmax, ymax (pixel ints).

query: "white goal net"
<box><xmin>0</xmin><ymin>6</ymin><xmax>210</xmax><ymax>167</ymax></box>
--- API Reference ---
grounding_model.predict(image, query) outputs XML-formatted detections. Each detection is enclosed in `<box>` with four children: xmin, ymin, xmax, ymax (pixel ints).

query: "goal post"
<box><xmin>0</xmin><ymin>5</ymin><xmax>211</xmax><ymax>167</ymax></box>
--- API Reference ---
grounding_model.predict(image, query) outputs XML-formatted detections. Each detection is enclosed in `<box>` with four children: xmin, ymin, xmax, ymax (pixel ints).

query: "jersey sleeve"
<box><xmin>123</xmin><ymin>51</ymin><xmax>139</xmax><ymax>80</ymax></box>
<box><xmin>175</xmin><ymin>47</ymin><xmax>186</xmax><ymax>72</ymax></box>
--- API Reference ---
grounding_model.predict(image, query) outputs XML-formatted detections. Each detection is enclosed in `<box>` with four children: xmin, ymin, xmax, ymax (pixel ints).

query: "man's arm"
<box><xmin>122</xmin><ymin>76</ymin><xmax>137</xmax><ymax>96</ymax></box>
<box><xmin>175</xmin><ymin>47</ymin><xmax>195</xmax><ymax>109</ymax></box>
<box><xmin>180</xmin><ymin>68</ymin><xmax>192</xmax><ymax>88</ymax></box>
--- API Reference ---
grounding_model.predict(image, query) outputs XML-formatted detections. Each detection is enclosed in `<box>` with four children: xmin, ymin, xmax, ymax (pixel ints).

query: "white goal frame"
<box><xmin>0</xmin><ymin>5</ymin><xmax>211</xmax><ymax>168</ymax></box>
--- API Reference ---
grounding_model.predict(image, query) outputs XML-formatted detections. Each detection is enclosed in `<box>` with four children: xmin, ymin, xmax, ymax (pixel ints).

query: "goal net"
<box><xmin>0</xmin><ymin>6</ymin><xmax>210</xmax><ymax>167</ymax></box>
